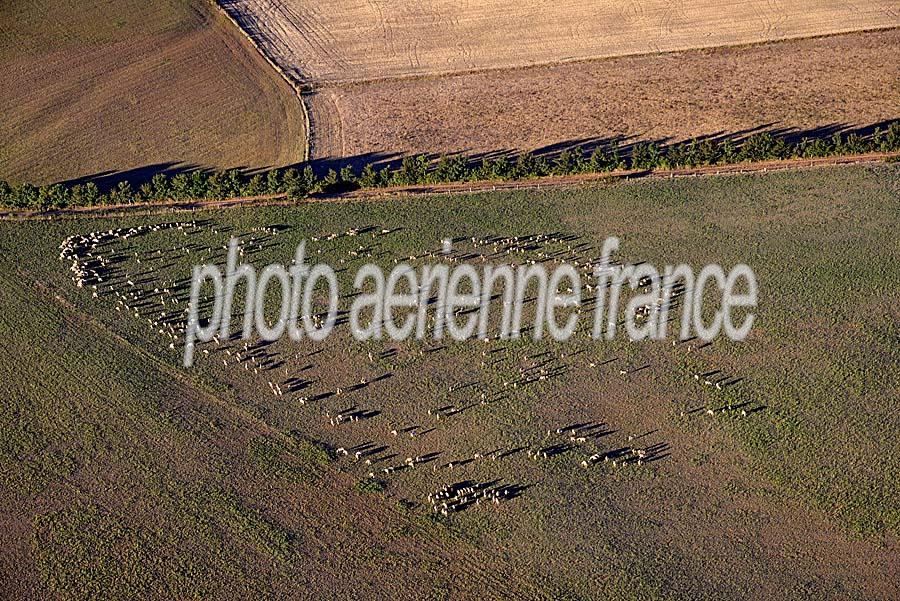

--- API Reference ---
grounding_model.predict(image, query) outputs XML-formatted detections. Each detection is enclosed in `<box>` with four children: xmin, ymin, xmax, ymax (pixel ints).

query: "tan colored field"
<box><xmin>222</xmin><ymin>0</ymin><xmax>900</xmax><ymax>84</ymax></box>
<box><xmin>307</xmin><ymin>29</ymin><xmax>900</xmax><ymax>160</ymax></box>
<box><xmin>0</xmin><ymin>0</ymin><xmax>306</xmax><ymax>185</ymax></box>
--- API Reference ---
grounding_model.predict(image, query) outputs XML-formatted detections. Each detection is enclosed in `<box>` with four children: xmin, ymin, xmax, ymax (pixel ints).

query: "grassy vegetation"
<box><xmin>0</xmin><ymin>247</ymin><xmax>549</xmax><ymax>599</ymax></box>
<box><xmin>2</xmin><ymin>164</ymin><xmax>898</xmax><ymax>599</ymax></box>
<box><xmin>556</xmin><ymin>166</ymin><xmax>900</xmax><ymax>536</ymax></box>
<box><xmin>356</xmin><ymin>478</ymin><xmax>387</xmax><ymax>494</ymax></box>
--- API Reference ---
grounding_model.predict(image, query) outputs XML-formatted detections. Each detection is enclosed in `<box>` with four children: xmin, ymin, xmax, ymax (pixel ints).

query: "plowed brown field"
<box><xmin>0</xmin><ymin>0</ymin><xmax>306</xmax><ymax>185</ymax></box>
<box><xmin>222</xmin><ymin>0</ymin><xmax>900</xmax><ymax>84</ymax></box>
<box><xmin>307</xmin><ymin>29</ymin><xmax>900</xmax><ymax>160</ymax></box>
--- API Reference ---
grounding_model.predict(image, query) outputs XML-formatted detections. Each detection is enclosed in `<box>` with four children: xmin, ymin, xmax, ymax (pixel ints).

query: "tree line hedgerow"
<box><xmin>2</xmin><ymin>123</ymin><xmax>899</xmax><ymax>210</ymax></box>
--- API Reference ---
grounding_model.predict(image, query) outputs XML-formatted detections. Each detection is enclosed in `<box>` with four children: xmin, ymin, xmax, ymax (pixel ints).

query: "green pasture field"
<box><xmin>1</xmin><ymin>164</ymin><xmax>898</xmax><ymax>600</ymax></box>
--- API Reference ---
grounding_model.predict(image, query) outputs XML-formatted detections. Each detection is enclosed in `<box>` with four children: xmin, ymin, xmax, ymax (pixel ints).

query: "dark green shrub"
<box><xmin>476</xmin><ymin>156</ymin><xmax>512</xmax><ymax>180</ymax></box>
<box><xmin>79</xmin><ymin>183</ymin><xmax>102</xmax><ymax>206</ymax></box>
<box><xmin>16</xmin><ymin>183</ymin><xmax>39</xmax><ymax>208</ymax></box>
<box><xmin>588</xmin><ymin>145</ymin><xmax>622</xmax><ymax>172</ymax></box>
<box><xmin>719</xmin><ymin>139</ymin><xmax>739</xmax><ymax>164</ymax></box>
<box><xmin>630</xmin><ymin>142</ymin><xmax>662</xmax><ymax>170</ymax></box>
<box><xmin>392</xmin><ymin>155</ymin><xmax>429</xmax><ymax>186</ymax></box>
<box><xmin>204</xmin><ymin>171</ymin><xmax>227</xmax><ymax>199</ymax></box>
<box><xmin>265</xmin><ymin>169</ymin><xmax>282</xmax><ymax>195</ymax></box>
<box><xmin>187</xmin><ymin>171</ymin><xmax>206</xmax><ymax>198</ymax></box>
<box><xmin>797</xmin><ymin>137</ymin><xmax>831</xmax><ymax>158</ymax></box>
<box><xmin>37</xmin><ymin>183</ymin><xmax>70</xmax><ymax>209</ymax></box>
<box><xmin>0</xmin><ymin>180</ymin><xmax>13</xmax><ymax>206</ymax></box>
<box><xmin>432</xmin><ymin>154</ymin><xmax>469</xmax><ymax>183</ymax></box>
<box><xmin>511</xmin><ymin>153</ymin><xmax>549</xmax><ymax>179</ymax></box>
<box><xmin>843</xmin><ymin>134</ymin><xmax>871</xmax><ymax>155</ymax></box>
<box><xmin>884</xmin><ymin>123</ymin><xmax>900</xmax><ymax>152</ymax></box>
<box><xmin>552</xmin><ymin>149</ymin><xmax>577</xmax><ymax>175</ymax></box>
<box><xmin>739</xmin><ymin>133</ymin><xmax>790</xmax><ymax>162</ymax></box>
<box><xmin>223</xmin><ymin>169</ymin><xmax>244</xmax><ymax>197</ymax></box>
<box><xmin>150</xmin><ymin>173</ymin><xmax>170</xmax><ymax>200</ymax></box>
<box><xmin>357</xmin><ymin>163</ymin><xmax>381</xmax><ymax>188</ymax></box>
<box><xmin>243</xmin><ymin>174</ymin><xmax>265</xmax><ymax>197</ymax></box>
<box><xmin>108</xmin><ymin>181</ymin><xmax>134</xmax><ymax>205</ymax></box>
<box><xmin>284</xmin><ymin>166</ymin><xmax>318</xmax><ymax>198</ymax></box>
<box><xmin>169</xmin><ymin>173</ymin><xmax>190</xmax><ymax>199</ymax></box>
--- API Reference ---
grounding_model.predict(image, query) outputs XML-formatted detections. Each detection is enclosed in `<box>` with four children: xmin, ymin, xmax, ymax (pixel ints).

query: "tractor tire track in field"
<box><xmin>216</xmin><ymin>0</ymin><xmax>900</xmax><ymax>85</ymax></box>
<box><xmin>306</xmin><ymin>88</ymin><xmax>346</xmax><ymax>160</ymax></box>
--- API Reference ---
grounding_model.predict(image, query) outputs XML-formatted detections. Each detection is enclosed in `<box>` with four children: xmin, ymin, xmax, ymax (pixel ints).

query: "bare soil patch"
<box><xmin>222</xmin><ymin>0</ymin><xmax>899</xmax><ymax>84</ymax></box>
<box><xmin>0</xmin><ymin>0</ymin><xmax>306</xmax><ymax>185</ymax></box>
<box><xmin>309</xmin><ymin>29</ymin><xmax>900</xmax><ymax>161</ymax></box>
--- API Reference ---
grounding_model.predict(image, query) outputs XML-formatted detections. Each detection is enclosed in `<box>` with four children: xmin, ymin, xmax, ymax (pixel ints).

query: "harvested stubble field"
<box><xmin>221</xmin><ymin>0</ymin><xmax>900</xmax><ymax>84</ymax></box>
<box><xmin>308</xmin><ymin>29</ymin><xmax>900</xmax><ymax>161</ymax></box>
<box><xmin>2</xmin><ymin>165</ymin><xmax>899</xmax><ymax>599</ymax></box>
<box><xmin>0</xmin><ymin>0</ymin><xmax>306</xmax><ymax>185</ymax></box>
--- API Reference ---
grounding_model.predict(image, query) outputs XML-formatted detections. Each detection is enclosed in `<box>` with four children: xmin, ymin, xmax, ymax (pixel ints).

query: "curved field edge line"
<box><xmin>305</xmin><ymin>89</ymin><xmax>346</xmax><ymax>160</ymax></box>
<box><xmin>3</xmin><ymin>152</ymin><xmax>897</xmax><ymax>221</ymax></box>
<box><xmin>210</xmin><ymin>0</ymin><xmax>311</xmax><ymax>162</ymax></box>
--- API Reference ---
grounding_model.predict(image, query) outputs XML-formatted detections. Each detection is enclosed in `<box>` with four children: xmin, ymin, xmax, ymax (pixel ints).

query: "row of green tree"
<box><xmin>3</xmin><ymin>122</ymin><xmax>899</xmax><ymax>210</ymax></box>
